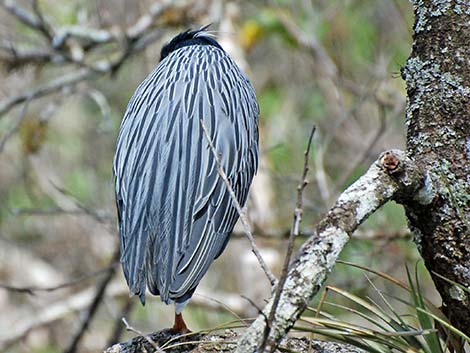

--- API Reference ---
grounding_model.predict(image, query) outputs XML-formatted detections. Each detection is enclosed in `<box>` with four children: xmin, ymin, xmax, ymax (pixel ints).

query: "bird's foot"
<box><xmin>162</xmin><ymin>313</ymin><xmax>191</xmax><ymax>336</ymax></box>
<box><xmin>172</xmin><ymin>313</ymin><xmax>191</xmax><ymax>334</ymax></box>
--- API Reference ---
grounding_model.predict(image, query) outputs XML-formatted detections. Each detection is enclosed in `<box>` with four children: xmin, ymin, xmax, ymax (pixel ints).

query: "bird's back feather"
<box><xmin>113</xmin><ymin>42</ymin><xmax>259</xmax><ymax>304</ymax></box>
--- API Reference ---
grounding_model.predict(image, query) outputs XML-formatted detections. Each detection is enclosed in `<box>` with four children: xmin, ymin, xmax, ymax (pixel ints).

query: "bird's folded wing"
<box><xmin>113</xmin><ymin>46</ymin><xmax>258</xmax><ymax>303</ymax></box>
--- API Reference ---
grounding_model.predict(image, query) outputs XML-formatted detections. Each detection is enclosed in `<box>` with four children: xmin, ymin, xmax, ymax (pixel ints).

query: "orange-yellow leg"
<box><xmin>171</xmin><ymin>313</ymin><xmax>191</xmax><ymax>334</ymax></box>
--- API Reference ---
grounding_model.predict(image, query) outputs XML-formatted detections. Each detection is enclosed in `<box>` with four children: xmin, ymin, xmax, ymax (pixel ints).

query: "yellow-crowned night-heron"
<box><xmin>113</xmin><ymin>27</ymin><xmax>259</xmax><ymax>332</ymax></box>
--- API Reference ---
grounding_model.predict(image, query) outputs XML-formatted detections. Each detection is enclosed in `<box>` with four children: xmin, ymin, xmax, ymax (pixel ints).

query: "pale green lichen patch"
<box><xmin>437</xmin><ymin>159</ymin><xmax>470</xmax><ymax>210</ymax></box>
<box><xmin>453</xmin><ymin>264</ymin><xmax>470</xmax><ymax>283</ymax></box>
<box><xmin>403</xmin><ymin>57</ymin><xmax>470</xmax><ymax>129</ymax></box>
<box><xmin>409</xmin><ymin>224</ymin><xmax>424</xmax><ymax>254</ymax></box>
<box><xmin>412</xmin><ymin>0</ymin><xmax>453</xmax><ymax>32</ymax></box>
<box><xmin>454</xmin><ymin>1</ymin><xmax>470</xmax><ymax>15</ymax></box>
<box><xmin>336</xmin><ymin>164</ymin><xmax>396</xmax><ymax>223</ymax></box>
<box><xmin>449</xmin><ymin>284</ymin><xmax>467</xmax><ymax>301</ymax></box>
<box><xmin>413</xmin><ymin>173</ymin><xmax>435</xmax><ymax>205</ymax></box>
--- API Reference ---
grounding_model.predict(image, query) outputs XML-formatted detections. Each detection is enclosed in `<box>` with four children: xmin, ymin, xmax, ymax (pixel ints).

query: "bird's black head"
<box><xmin>160</xmin><ymin>26</ymin><xmax>224</xmax><ymax>61</ymax></box>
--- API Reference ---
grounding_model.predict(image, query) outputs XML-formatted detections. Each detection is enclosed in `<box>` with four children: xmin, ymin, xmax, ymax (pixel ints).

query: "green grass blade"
<box><xmin>405</xmin><ymin>264</ymin><xmax>442</xmax><ymax>353</ymax></box>
<box><xmin>416</xmin><ymin>308</ymin><xmax>470</xmax><ymax>342</ymax></box>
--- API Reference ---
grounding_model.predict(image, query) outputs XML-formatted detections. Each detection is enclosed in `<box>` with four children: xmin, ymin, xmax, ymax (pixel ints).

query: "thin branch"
<box><xmin>0</xmin><ymin>45</ymin><xmax>57</xmax><ymax>69</ymax></box>
<box><xmin>50</xmin><ymin>183</ymin><xmax>117</xmax><ymax>231</ymax></box>
<box><xmin>0</xmin><ymin>281</ymin><xmax>127</xmax><ymax>351</ymax></box>
<box><xmin>106</xmin><ymin>299</ymin><xmax>135</xmax><ymax>347</ymax></box>
<box><xmin>31</xmin><ymin>0</ymin><xmax>54</xmax><ymax>40</ymax></box>
<box><xmin>63</xmin><ymin>249</ymin><xmax>120</xmax><ymax>353</ymax></box>
<box><xmin>0</xmin><ymin>262</ymin><xmax>117</xmax><ymax>294</ymax></box>
<box><xmin>193</xmin><ymin>293</ymin><xmax>246</xmax><ymax>323</ymax></box>
<box><xmin>126</xmin><ymin>0</ymin><xmax>175</xmax><ymax>40</ymax></box>
<box><xmin>240</xmin><ymin>295</ymin><xmax>267</xmax><ymax>318</ymax></box>
<box><xmin>0</xmin><ymin>99</ymin><xmax>30</xmax><ymax>153</ymax></box>
<box><xmin>261</xmin><ymin>125</ymin><xmax>316</xmax><ymax>353</ymax></box>
<box><xmin>276</xmin><ymin>11</ymin><xmax>337</xmax><ymax>79</ymax></box>
<box><xmin>199</xmin><ymin>119</ymin><xmax>277</xmax><ymax>287</ymax></box>
<box><xmin>1</xmin><ymin>0</ymin><xmax>42</xmax><ymax>31</ymax></box>
<box><xmin>11</xmin><ymin>206</ymin><xmax>113</xmax><ymax>220</ymax></box>
<box><xmin>0</xmin><ymin>27</ymin><xmax>167</xmax><ymax>119</ymax></box>
<box><xmin>0</xmin><ymin>68</ymin><xmax>94</xmax><ymax>118</ymax></box>
<box><xmin>121</xmin><ymin>317</ymin><xmax>166</xmax><ymax>353</ymax></box>
<box><xmin>0</xmin><ymin>1</ymin><xmax>194</xmax><ymax>120</ymax></box>
<box><xmin>334</xmin><ymin>102</ymin><xmax>388</xmax><ymax>190</ymax></box>
<box><xmin>1</xmin><ymin>281</ymin><xmax>244</xmax><ymax>350</ymax></box>
<box><xmin>50</xmin><ymin>0</ymin><xmax>175</xmax><ymax>48</ymax></box>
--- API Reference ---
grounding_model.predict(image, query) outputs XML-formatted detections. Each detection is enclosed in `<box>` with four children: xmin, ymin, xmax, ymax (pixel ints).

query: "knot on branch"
<box><xmin>378</xmin><ymin>150</ymin><xmax>425</xmax><ymax>204</ymax></box>
<box><xmin>380</xmin><ymin>151</ymin><xmax>400</xmax><ymax>173</ymax></box>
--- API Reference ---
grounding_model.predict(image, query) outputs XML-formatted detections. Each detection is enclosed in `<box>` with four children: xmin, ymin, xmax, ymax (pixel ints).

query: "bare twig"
<box><xmin>0</xmin><ymin>99</ymin><xmax>30</xmax><ymax>153</ymax></box>
<box><xmin>126</xmin><ymin>0</ymin><xmax>174</xmax><ymax>40</ymax></box>
<box><xmin>106</xmin><ymin>299</ymin><xmax>135</xmax><ymax>347</ymax></box>
<box><xmin>121</xmin><ymin>317</ymin><xmax>166</xmax><ymax>353</ymax></box>
<box><xmin>31</xmin><ymin>0</ymin><xmax>54</xmax><ymax>40</ymax></box>
<box><xmin>313</xmin><ymin>142</ymin><xmax>332</xmax><ymax>208</ymax></box>
<box><xmin>261</xmin><ymin>125</ymin><xmax>316</xmax><ymax>353</ymax></box>
<box><xmin>0</xmin><ymin>262</ymin><xmax>117</xmax><ymax>294</ymax></box>
<box><xmin>0</xmin><ymin>45</ymin><xmax>57</xmax><ymax>69</ymax></box>
<box><xmin>232</xmin><ymin>227</ymin><xmax>411</xmax><ymax>242</ymax></box>
<box><xmin>1</xmin><ymin>0</ymin><xmax>42</xmax><ymax>32</ymax></box>
<box><xmin>240</xmin><ymin>295</ymin><xmax>266</xmax><ymax>317</ymax></box>
<box><xmin>199</xmin><ymin>119</ymin><xmax>277</xmax><ymax>286</ymax></box>
<box><xmin>276</xmin><ymin>11</ymin><xmax>337</xmax><ymax>79</ymax></box>
<box><xmin>0</xmin><ymin>281</ymin><xmax>126</xmax><ymax>350</ymax></box>
<box><xmin>0</xmin><ymin>281</ymin><xmax>245</xmax><ymax>350</ymax></box>
<box><xmin>334</xmin><ymin>102</ymin><xmax>388</xmax><ymax>190</ymax></box>
<box><xmin>11</xmin><ymin>206</ymin><xmax>113</xmax><ymax>220</ymax></box>
<box><xmin>0</xmin><ymin>68</ymin><xmax>94</xmax><ymax>118</ymax></box>
<box><xmin>63</xmin><ymin>249</ymin><xmax>120</xmax><ymax>353</ymax></box>
<box><xmin>0</xmin><ymin>0</ymin><xmax>196</xmax><ymax>120</ymax></box>
<box><xmin>50</xmin><ymin>183</ymin><xmax>117</xmax><ymax>231</ymax></box>
<box><xmin>194</xmin><ymin>293</ymin><xmax>246</xmax><ymax>324</ymax></box>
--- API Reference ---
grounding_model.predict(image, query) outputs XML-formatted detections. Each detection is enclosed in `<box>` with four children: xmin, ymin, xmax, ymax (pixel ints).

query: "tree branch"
<box><xmin>261</xmin><ymin>125</ymin><xmax>315</xmax><ymax>352</ymax></box>
<box><xmin>200</xmin><ymin>119</ymin><xmax>277</xmax><ymax>287</ymax></box>
<box><xmin>235</xmin><ymin>150</ymin><xmax>425</xmax><ymax>352</ymax></box>
<box><xmin>0</xmin><ymin>68</ymin><xmax>94</xmax><ymax>118</ymax></box>
<box><xmin>0</xmin><ymin>0</ymin><xmax>199</xmax><ymax>121</ymax></box>
<box><xmin>63</xmin><ymin>249</ymin><xmax>120</xmax><ymax>353</ymax></box>
<box><xmin>104</xmin><ymin>330</ymin><xmax>366</xmax><ymax>353</ymax></box>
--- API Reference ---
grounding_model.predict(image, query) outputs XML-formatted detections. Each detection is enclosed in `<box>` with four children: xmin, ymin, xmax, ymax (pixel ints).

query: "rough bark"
<box><xmin>235</xmin><ymin>150</ymin><xmax>425</xmax><ymax>352</ymax></box>
<box><xmin>401</xmin><ymin>0</ymin><xmax>470</xmax><ymax>333</ymax></box>
<box><xmin>103</xmin><ymin>329</ymin><xmax>365</xmax><ymax>353</ymax></box>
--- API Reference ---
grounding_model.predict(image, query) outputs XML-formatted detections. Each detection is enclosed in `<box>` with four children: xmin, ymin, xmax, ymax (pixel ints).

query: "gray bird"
<box><xmin>113</xmin><ymin>27</ymin><xmax>259</xmax><ymax>333</ymax></box>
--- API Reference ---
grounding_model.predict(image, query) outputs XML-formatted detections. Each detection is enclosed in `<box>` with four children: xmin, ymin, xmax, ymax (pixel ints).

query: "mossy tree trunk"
<box><xmin>401</xmin><ymin>0</ymin><xmax>470</xmax><ymax>334</ymax></box>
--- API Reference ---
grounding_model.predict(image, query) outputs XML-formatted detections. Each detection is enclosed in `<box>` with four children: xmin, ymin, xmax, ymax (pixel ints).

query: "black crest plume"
<box><xmin>160</xmin><ymin>25</ymin><xmax>223</xmax><ymax>61</ymax></box>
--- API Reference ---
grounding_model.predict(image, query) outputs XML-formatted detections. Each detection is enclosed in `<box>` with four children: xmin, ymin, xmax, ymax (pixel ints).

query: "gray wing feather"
<box><xmin>113</xmin><ymin>45</ymin><xmax>258</xmax><ymax>303</ymax></box>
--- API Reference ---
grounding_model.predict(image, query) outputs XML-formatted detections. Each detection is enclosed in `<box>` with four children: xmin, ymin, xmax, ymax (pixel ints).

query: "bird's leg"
<box><xmin>171</xmin><ymin>312</ymin><xmax>190</xmax><ymax>334</ymax></box>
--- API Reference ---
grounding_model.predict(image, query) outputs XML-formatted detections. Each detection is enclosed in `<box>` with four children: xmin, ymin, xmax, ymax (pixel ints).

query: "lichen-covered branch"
<box><xmin>401</xmin><ymin>0</ymin><xmax>470</xmax><ymax>334</ymax></box>
<box><xmin>104</xmin><ymin>330</ymin><xmax>365</xmax><ymax>353</ymax></box>
<box><xmin>235</xmin><ymin>150</ymin><xmax>424</xmax><ymax>352</ymax></box>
